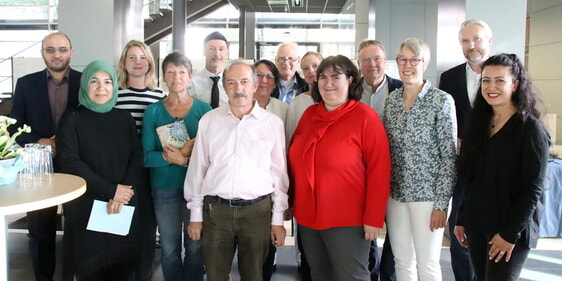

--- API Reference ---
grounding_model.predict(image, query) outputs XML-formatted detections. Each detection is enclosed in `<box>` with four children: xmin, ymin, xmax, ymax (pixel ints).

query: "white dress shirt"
<box><xmin>188</xmin><ymin>68</ymin><xmax>229</xmax><ymax>107</ymax></box>
<box><xmin>184</xmin><ymin>103</ymin><xmax>289</xmax><ymax>225</ymax></box>
<box><xmin>465</xmin><ymin>63</ymin><xmax>481</xmax><ymax>107</ymax></box>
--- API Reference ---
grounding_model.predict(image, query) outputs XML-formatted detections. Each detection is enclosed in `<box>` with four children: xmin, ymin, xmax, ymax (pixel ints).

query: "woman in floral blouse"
<box><xmin>383</xmin><ymin>38</ymin><xmax>457</xmax><ymax>281</ymax></box>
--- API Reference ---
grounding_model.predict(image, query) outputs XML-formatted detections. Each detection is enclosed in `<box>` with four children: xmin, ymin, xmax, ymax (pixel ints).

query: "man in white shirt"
<box><xmin>188</xmin><ymin>31</ymin><xmax>229</xmax><ymax>108</ymax></box>
<box><xmin>439</xmin><ymin>18</ymin><xmax>493</xmax><ymax>281</ymax></box>
<box><xmin>273</xmin><ymin>43</ymin><xmax>308</xmax><ymax>104</ymax></box>
<box><xmin>185</xmin><ymin>60</ymin><xmax>289</xmax><ymax>281</ymax></box>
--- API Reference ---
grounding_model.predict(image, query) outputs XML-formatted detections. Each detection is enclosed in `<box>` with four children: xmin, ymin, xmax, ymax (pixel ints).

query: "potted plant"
<box><xmin>0</xmin><ymin>116</ymin><xmax>31</xmax><ymax>165</ymax></box>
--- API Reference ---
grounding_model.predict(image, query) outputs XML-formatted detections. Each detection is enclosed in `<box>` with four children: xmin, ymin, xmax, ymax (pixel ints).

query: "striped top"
<box><xmin>115</xmin><ymin>87</ymin><xmax>166</xmax><ymax>135</ymax></box>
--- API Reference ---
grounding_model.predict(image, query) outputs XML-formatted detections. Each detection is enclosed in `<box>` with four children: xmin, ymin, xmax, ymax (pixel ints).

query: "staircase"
<box><xmin>144</xmin><ymin>0</ymin><xmax>229</xmax><ymax>45</ymax></box>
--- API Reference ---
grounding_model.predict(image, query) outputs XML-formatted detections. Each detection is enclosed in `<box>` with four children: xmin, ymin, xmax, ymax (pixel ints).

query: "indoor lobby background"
<box><xmin>0</xmin><ymin>0</ymin><xmax>560</xmax><ymax>150</ymax></box>
<box><xmin>0</xmin><ymin>0</ymin><xmax>562</xmax><ymax>162</ymax></box>
<box><xmin>1</xmin><ymin>1</ymin><xmax>562</xmax><ymax>280</ymax></box>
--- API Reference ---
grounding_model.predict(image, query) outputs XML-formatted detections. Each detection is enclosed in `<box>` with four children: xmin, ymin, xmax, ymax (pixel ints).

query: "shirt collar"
<box><xmin>280</xmin><ymin>76</ymin><xmax>297</xmax><ymax>89</ymax></box>
<box><xmin>362</xmin><ymin>75</ymin><xmax>388</xmax><ymax>94</ymax></box>
<box><xmin>201</xmin><ymin>68</ymin><xmax>223</xmax><ymax>79</ymax></box>
<box><xmin>46</xmin><ymin>68</ymin><xmax>70</xmax><ymax>80</ymax></box>
<box><xmin>417</xmin><ymin>79</ymin><xmax>433</xmax><ymax>99</ymax></box>
<box><xmin>225</xmin><ymin>100</ymin><xmax>269</xmax><ymax>120</ymax></box>
<box><xmin>465</xmin><ymin>63</ymin><xmax>479</xmax><ymax>76</ymax></box>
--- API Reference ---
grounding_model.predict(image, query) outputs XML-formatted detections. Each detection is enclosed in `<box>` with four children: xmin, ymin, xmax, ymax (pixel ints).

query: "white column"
<box><xmin>467</xmin><ymin>0</ymin><xmax>527</xmax><ymax>60</ymax></box>
<box><xmin>355</xmin><ymin>0</ymin><xmax>375</xmax><ymax>54</ymax></box>
<box><xmin>58</xmin><ymin>0</ymin><xmax>144</xmax><ymax>68</ymax></box>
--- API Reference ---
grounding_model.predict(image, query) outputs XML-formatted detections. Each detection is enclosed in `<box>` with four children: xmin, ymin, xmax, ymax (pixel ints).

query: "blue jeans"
<box><xmin>152</xmin><ymin>188</ymin><xmax>204</xmax><ymax>281</ymax></box>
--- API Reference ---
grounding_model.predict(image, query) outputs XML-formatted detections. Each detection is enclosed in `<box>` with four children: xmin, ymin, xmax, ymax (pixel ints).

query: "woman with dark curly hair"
<box><xmin>288</xmin><ymin>55</ymin><xmax>391</xmax><ymax>281</ymax></box>
<box><xmin>454</xmin><ymin>53</ymin><xmax>550</xmax><ymax>281</ymax></box>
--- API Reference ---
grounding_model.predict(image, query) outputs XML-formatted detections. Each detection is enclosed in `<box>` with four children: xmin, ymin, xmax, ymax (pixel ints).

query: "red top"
<box><xmin>288</xmin><ymin>100</ymin><xmax>391</xmax><ymax>230</ymax></box>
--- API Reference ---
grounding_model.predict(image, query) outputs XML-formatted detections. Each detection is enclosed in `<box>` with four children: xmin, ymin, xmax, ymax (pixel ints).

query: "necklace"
<box><xmin>490</xmin><ymin>111</ymin><xmax>515</xmax><ymax>130</ymax></box>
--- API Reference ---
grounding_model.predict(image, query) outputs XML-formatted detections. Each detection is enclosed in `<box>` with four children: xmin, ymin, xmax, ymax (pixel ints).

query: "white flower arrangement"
<box><xmin>0</xmin><ymin>116</ymin><xmax>31</xmax><ymax>160</ymax></box>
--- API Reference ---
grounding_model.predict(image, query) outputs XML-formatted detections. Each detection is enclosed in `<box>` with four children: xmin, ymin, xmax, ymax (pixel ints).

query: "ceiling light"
<box><xmin>267</xmin><ymin>0</ymin><xmax>289</xmax><ymax>5</ymax></box>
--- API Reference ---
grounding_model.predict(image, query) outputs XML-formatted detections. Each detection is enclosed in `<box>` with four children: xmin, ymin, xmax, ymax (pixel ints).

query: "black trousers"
<box><xmin>369</xmin><ymin>232</ymin><xmax>397</xmax><ymax>281</ymax></box>
<box><xmin>449</xmin><ymin>182</ymin><xmax>475</xmax><ymax>281</ymax></box>
<box><xmin>27</xmin><ymin>206</ymin><xmax>58</xmax><ymax>281</ymax></box>
<box><xmin>465</xmin><ymin>227</ymin><xmax>530</xmax><ymax>281</ymax></box>
<box><xmin>263</xmin><ymin>232</ymin><xmax>312</xmax><ymax>281</ymax></box>
<box><xmin>133</xmin><ymin>174</ymin><xmax>157</xmax><ymax>281</ymax></box>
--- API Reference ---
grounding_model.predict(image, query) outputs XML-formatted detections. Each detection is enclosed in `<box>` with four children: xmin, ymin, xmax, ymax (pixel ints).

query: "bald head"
<box><xmin>41</xmin><ymin>33</ymin><xmax>74</xmax><ymax>74</ymax></box>
<box><xmin>275</xmin><ymin>43</ymin><xmax>300</xmax><ymax>81</ymax></box>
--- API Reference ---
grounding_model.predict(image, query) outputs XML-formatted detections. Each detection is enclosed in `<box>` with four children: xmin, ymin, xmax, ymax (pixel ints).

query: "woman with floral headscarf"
<box><xmin>57</xmin><ymin>60</ymin><xmax>145</xmax><ymax>281</ymax></box>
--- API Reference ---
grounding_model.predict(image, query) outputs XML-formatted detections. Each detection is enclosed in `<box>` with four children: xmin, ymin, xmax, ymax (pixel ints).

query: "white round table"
<box><xmin>0</xmin><ymin>173</ymin><xmax>86</xmax><ymax>280</ymax></box>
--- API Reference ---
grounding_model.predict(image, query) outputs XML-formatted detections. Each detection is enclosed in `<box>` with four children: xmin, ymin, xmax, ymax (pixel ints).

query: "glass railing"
<box><xmin>143</xmin><ymin>0</ymin><xmax>173</xmax><ymax>19</ymax></box>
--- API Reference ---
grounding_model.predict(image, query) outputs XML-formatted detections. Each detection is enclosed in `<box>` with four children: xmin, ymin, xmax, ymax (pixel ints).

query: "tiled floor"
<box><xmin>6</xmin><ymin>217</ymin><xmax>562</xmax><ymax>280</ymax></box>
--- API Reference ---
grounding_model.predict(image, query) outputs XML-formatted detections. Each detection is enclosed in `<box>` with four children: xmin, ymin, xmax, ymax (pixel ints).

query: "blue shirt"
<box><xmin>278</xmin><ymin>77</ymin><xmax>298</xmax><ymax>104</ymax></box>
<box><xmin>383</xmin><ymin>80</ymin><xmax>457</xmax><ymax>211</ymax></box>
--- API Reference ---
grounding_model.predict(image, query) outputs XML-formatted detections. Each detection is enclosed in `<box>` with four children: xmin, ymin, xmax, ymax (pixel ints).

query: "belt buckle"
<box><xmin>229</xmin><ymin>199</ymin><xmax>242</xmax><ymax>207</ymax></box>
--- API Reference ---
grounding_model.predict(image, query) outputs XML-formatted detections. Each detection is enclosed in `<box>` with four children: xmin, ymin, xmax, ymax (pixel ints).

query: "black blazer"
<box><xmin>8</xmin><ymin>68</ymin><xmax>81</xmax><ymax>145</ymax></box>
<box><xmin>271</xmin><ymin>71</ymin><xmax>309</xmax><ymax>99</ymax></box>
<box><xmin>387</xmin><ymin>75</ymin><xmax>403</xmax><ymax>93</ymax></box>
<box><xmin>439</xmin><ymin>63</ymin><xmax>471</xmax><ymax>136</ymax></box>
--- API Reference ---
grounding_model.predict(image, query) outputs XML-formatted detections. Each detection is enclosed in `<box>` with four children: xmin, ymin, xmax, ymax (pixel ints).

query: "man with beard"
<box><xmin>188</xmin><ymin>31</ymin><xmax>229</xmax><ymax>108</ymax></box>
<box><xmin>185</xmin><ymin>60</ymin><xmax>289</xmax><ymax>281</ymax></box>
<box><xmin>439</xmin><ymin>19</ymin><xmax>493</xmax><ymax>281</ymax></box>
<box><xmin>9</xmin><ymin>32</ymin><xmax>81</xmax><ymax>281</ymax></box>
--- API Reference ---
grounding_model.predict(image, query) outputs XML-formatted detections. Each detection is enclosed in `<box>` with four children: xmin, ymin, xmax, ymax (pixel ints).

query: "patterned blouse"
<box><xmin>383</xmin><ymin>80</ymin><xmax>457</xmax><ymax>211</ymax></box>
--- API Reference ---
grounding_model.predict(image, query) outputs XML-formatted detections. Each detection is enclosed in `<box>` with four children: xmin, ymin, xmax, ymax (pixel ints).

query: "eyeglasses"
<box><xmin>276</xmin><ymin>57</ymin><xmax>298</xmax><ymax>64</ymax></box>
<box><xmin>42</xmin><ymin>47</ymin><xmax>70</xmax><ymax>54</ymax></box>
<box><xmin>257</xmin><ymin>73</ymin><xmax>275</xmax><ymax>81</ymax></box>
<box><xmin>396</xmin><ymin>57</ymin><xmax>423</xmax><ymax>66</ymax></box>
<box><xmin>359</xmin><ymin>57</ymin><xmax>386</xmax><ymax>64</ymax></box>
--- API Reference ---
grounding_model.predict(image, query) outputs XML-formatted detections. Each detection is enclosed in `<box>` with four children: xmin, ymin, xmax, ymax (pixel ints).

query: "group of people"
<box><xmin>7</xmin><ymin>18</ymin><xmax>550</xmax><ymax>281</ymax></box>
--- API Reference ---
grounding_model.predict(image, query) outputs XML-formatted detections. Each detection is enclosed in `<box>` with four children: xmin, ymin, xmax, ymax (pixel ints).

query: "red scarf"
<box><xmin>302</xmin><ymin>100</ymin><xmax>359</xmax><ymax>191</ymax></box>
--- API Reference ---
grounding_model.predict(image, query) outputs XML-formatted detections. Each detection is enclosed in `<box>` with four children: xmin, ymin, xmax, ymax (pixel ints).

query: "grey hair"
<box><xmin>397</xmin><ymin>38</ymin><xmax>430</xmax><ymax>64</ymax></box>
<box><xmin>357</xmin><ymin>40</ymin><xmax>386</xmax><ymax>54</ymax></box>
<box><xmin>460</xmin><ymin>19</ymin><xmax>493</xmax><ymax>39</ymax></box>
<box><xmin>222</xmin><ymin>59</ymin><xmax>258</xmax><ymax>85</ymax></box>
<box><xmin>276</xmin><ymin>42</ymin><xmax>299</xmax><ymax>58</ymax></box>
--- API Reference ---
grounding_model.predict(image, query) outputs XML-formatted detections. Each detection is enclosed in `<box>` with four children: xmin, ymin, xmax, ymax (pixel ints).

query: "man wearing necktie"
<box><xmin>188</xmin><ymin>32</ymin><xmax>229</xmax><ymax>108</ymax></box>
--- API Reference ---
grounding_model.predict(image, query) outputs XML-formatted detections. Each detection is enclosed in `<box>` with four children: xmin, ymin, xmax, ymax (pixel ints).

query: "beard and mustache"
<box><xmin>43</xmin><ymin>58</ymin><xmax>70</xmax><ymax>73</ymax></box>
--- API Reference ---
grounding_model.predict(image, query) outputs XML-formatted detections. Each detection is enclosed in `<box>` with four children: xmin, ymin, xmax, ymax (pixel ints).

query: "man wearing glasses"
<box><xmin>357</xmin><ymin>39</ymin><xmax>403</xmax><ymax>281</ymax></box>
<box><xmin>9</xmin><ymin>32</ymin><xmax>81</xmax><ymax>281</ymax></box>
<box><xmin>273</xmin><ymin>43</ymin><xmax>308</xmax><ymax>104</ymax></box>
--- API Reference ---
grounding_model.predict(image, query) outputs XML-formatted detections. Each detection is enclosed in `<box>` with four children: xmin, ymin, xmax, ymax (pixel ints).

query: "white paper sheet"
<box><xmin>86</xmin><ymin>200</ymin><xmax>135</xmax><ymax>236</ymax></box>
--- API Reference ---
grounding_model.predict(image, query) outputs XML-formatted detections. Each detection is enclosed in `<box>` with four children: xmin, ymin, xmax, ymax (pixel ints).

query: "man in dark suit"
<box><xmin>439</xmin><ymin>19</ymin><xmax>493</xmax><ymax>281</ymax></box>
<box><xmin>357</xmin><ymin>39</ymin><xmax>403</xmax><ymax>281</ymax></box>
<box><xmin>9</xmin><ymin>32</ymin><xmax>81</xmax><ymax>281</ymax></box>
